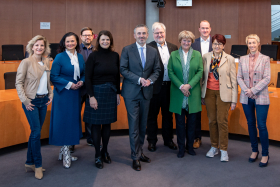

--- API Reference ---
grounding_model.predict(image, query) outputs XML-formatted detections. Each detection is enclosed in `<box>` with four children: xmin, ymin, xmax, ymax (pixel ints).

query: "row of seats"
<box><xmin>1</xmin><ymin>44</ymin><xmax>60</xmax><ymax>61</ymax></box>
<box><xmin>231</xmin><ymin>45</ymin><xmax>278</xmax><ymax>60</ymax></box>
<box><xmin>1</xmin><ymin>44</ymin><xmax>279</xmax><ymax>61</ymax></box>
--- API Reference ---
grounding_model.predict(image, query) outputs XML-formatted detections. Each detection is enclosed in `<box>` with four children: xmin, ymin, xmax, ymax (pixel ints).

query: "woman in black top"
<box><xmin>84</xmin><ymin>30</ymin><xmax>120</xmax><ymax>169</ymax></box>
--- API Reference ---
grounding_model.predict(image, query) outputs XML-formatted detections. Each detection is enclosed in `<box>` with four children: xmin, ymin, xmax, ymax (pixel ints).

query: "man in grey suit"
<box><xmin>120</xmin><ymin>24</ymin><xmax>161</xmax><ymax>171</ymax></box>
<box><xmin>191</xmin><ymin>20</ymin><xmax>212</xmax><ymax>149</ymax></box>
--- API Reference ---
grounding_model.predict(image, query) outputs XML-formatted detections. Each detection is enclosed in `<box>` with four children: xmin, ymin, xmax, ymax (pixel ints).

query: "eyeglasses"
<box><xmin>153</xmin><ymin>32</ymin><xmax>164</xmax><ymax>35</ymax></box>
<box><xmin>212</xmin><ymin>43</ymin><xmax>223</xmax><ymax>47</ymax></box>
<box><xmin>82</xmin><ymin>35</ymin><xmax>93</xmax><ymax>38</ymax></box>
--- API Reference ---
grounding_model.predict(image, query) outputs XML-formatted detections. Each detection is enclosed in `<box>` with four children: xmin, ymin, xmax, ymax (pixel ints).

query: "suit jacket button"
<box><xmin>254</xmin><ymin>73</ymin><xmax>256</xmax><ymax>75</ymax></box>
<box><xmin>254</xmin><ymin>81</ymin><xmax>256</xmax><ymax>83</ymax></box>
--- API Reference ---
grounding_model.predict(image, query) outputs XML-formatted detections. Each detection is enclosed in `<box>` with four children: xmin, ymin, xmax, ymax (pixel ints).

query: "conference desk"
<box><xmin>1</xmin><ymin>87</ymin><xmax>280</xmax><ymax>149</ymax></box>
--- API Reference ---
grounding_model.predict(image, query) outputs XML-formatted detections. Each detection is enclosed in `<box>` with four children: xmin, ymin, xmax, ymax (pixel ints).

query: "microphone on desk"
<box><xmin>268</xmin><ymin>82</ymin><xmax>274</xmax><ymax>87</ymax></box>
<box><xmin>231</xmin><ymin>53</ymin><xmax>242</xmax><ymax>57</ymax></box>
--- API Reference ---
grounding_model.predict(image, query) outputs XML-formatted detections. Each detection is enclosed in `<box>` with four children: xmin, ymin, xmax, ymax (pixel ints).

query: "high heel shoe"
<box><xmin>25</xmin><ymin>164</ymin><xmax>46</xmax><ymax>172</ymax></box>
<box><xmin>58</xmin><ymin>146</ymin><xmax>78</xmax><ymax>162</ymax></box>
<box><xmin>102</xmin><ymin>152</ymin><xmax>111</xmax><ymax>164</ymax></box>
<box><xmin>259</xmin><ymin>155</ymin><xmax>269</xmax><ymax>167</ymax></box>
<box><xmin>62</xmin><ymin>146</ymin><xmax>71</xmax><ymax>169</ymax></box>
<box><xmin>248</xmin><ymin>151</ymin><xmax>259</xmax><ymax>163</ymax></box>
<box><xmin>95</xmin><ymin>157</ymin><xmax>103</xmax><ymax>169</ymax></box>
<box><xmin>35</xmin><ymin>167</ymin><xmax>43</xmax><ymax>180</ymax></box>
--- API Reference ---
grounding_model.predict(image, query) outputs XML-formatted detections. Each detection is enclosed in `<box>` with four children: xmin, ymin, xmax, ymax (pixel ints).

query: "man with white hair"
<box><xmin>146</xmin><ymin>22</ymin><xmax>178</xmax><ymax>152</ymax></box>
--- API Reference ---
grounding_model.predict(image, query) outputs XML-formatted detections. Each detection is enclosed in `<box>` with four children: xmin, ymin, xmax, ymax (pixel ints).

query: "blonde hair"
<box><xmin>245</xmin><ymin>34</ymin><xmax>260</xmax><ymax>44</ymax></box>
<box><xmin>152</xmin><ymin>22</ymin><xmax>166</xmax><ymax>32</ymax></box>
<box><xmin>26</xmin><ymin>35</ymin><xmax>50</xmax><ymax>57</ymax></box>
<box><xmin>178</xmin><ymin>31</ymin><xmax>195</xmax><ymax>43</ymax></box>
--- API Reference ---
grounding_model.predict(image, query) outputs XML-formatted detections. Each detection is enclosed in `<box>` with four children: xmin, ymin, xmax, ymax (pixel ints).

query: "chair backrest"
<box><xmin>50</xmin><ymin>43</ymin><xmax>60</xmax><ymax>59</ymax></box>
<box><xmin>277</xmin><ymin>72</ymin><xmax>280</xmax><ymax>88</ymax></box>
<box><xmin>230</xmin><ymin>45</ymin><xmax>248</xmax><ymax>58</ymax></box>
<box><xmin>4</xmin><ymin>72</ymin><xmax>17</xmax><ymax>90</ymax></box>
<box><xmin>2</xmin><ymin>45</ymin><xmax>24</xmax><ymax>61</ymax></box>
<box><xmin>261</xmin><ymin>45</ymin><xmax>278</xmax><ymax>60</ymax></box>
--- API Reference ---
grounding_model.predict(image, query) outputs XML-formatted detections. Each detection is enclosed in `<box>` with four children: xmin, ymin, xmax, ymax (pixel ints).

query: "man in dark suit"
<box><xmin>191</xmin><ymin>20</ymin><xmax>212</xmax><ymax>149</ymax></box>
<box><xmin>146</xmin><ymin>22</ymin><xmax>178</xmax><ymax>152</ymax></box>
<box><xmin>120</xmin><ymin>24</ymin><xmax>161</xmax><ymax>171</ymax></box>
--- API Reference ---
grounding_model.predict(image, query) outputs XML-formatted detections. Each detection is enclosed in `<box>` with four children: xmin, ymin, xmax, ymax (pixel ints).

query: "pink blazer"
<box><xmin>237</xmin><ymin>53</ymin><xmax>271</xmax><ymax>105</ymax></box>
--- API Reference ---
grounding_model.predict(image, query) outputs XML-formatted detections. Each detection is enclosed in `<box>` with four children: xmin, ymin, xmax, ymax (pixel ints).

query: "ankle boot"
<box><xmin>25</xmin><ymin>164</ymin><xmax>46</xmax><ymax>172</ymax></box>
<box><xmin>35</xmin><ymin>167</ymin><xmax>43</xmax><ymax>179</ymax></box>
<box><xmin>62</xmin><ymin>146</ymin><xmax>71</xmax><ymax>169</ymax></box>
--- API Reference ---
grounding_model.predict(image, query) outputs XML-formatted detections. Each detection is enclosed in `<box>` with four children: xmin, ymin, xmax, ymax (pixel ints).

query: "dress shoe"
<box><xmin>259</xmin><ymin>156</ymin><xmax>269</xmax><ymax>167</ymax></box>
<box><xmin>248</xmin><ymin>151</ymin><xmax>259</xmax><ymax>163</ymax></box>
<box><xmin>102</xmin><ymin>152</ymin><xmax>112</xmax><ymax>164</ymax></box>
<box><xmin>132</xmin><ymin>160</ymin><xmax>141</xmax><ymax>171</ymax></box>
<box><xmin>186</xmin><ymin>149</ymin><xmax>196</xmax><ymax>156</ymax></box>
<box><xmin>25</xmin><ymin>164</ymin><xmax>46</xmax><ymax>172</ymax></box>
<box><xmin>177</xmin><ymin>151</ymin><xmax>185</xmax><ymax>158</ymax></box>
<box><xmin>164</xmin><ymin>141</ymin><xmax>178</xmax><ymax>150</ymax></box>
<box><xmin>140</xmin><ymin>153</ymin><xmax>151</xmax><ymax>163</ymax></box>
<box><xmin>87</xmin><ymin>139</ymin><xmax>94</xmax><ymax>146</ymax></box>
<box><xmin>148</xmin><ymin>143</ymin><xmax>156</xmax><ymax>152</ymax></box>
<box><xmin>193</xmin><ymin>138</ymin><xmax>202</xmax><ymax>149</ymax></box>
<box><xmin>69</xmin><ymin>145</ymin><xmax>75</xmax><ymax>153</ymax></box>
<box><xmin>95</xmin><ymin>157</ymin><xmax>103</xmax><ymax>169</ymax></box>
<box><xmin>35</xmin><ymin>167</ymin><xmax>43</xmax><ymax>180</ymax></box>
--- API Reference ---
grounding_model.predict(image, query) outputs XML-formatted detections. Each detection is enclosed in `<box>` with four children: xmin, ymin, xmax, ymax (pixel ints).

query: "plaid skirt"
<box><xmin>83</xmin><ymin>83</ymin><xmax>117</xmax><ymax>125</ymax></box>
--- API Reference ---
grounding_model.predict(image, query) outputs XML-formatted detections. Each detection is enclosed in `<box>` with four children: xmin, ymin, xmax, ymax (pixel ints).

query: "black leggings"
<box><xmin>91</xmin><ymin>124</ymin><xmax>111</xmax><ymax>158</ymax></box>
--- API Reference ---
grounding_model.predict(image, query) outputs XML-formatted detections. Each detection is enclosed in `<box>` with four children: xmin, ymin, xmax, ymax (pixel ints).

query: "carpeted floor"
<box><xmin>0</xmin><ymin>135</ymin><xmax>280</xmax><ymax>187</ymax></box>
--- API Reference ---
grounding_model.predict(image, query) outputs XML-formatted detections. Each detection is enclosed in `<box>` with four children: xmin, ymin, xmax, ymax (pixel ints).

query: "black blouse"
<box><xmin>85</xmin><ymin>47</ymin><xmax>120</xmax><ymax>97</ymax></box>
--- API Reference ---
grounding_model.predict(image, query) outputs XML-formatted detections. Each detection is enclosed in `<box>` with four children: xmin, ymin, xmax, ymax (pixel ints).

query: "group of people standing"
<box><xmin>15</xmin><ymin>20</ymin><xmax>271</xmax><ymax>180</ymax></box>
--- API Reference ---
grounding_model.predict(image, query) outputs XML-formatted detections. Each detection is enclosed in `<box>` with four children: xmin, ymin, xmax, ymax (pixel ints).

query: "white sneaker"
<box><xmin>206</xmin><ymin>147</ymin><xmax>219</xmax><ymax>158</ymax></box>
<box><xmin>220</xmin><ymin>150</ymin><xmax>229</xmax><ymax>162</ymax></box>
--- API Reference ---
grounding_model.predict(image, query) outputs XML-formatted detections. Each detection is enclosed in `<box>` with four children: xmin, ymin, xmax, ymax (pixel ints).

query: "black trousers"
<box><xmin>194</xmin><ymin>111</ymin><xmax>202</xmax><ymax>140</ymax></box>
<box><xmin>146</xmin><ymin>82</ymin><xmax>173</xmax><ymax>144</ymax></box>
<box><xmin>124</xmin><ymin>91</ymin><xmax>150</xmax><ymax>160</ymax></box>
<box><xmin>81</xmin><ymin>94</ymin><xmax>92</xmax><ymax>142</ymax></box>
<box><xmin>175</xmin><ymin>109</ymin><xmax>197</xmax><ymax>153</ymax></box>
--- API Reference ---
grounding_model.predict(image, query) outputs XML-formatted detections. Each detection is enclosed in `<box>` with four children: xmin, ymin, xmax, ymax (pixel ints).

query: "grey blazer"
<box><xmin>120</xmin><ymin>43</ymin><xmax>161</xmax><ymax>100</ymax></box>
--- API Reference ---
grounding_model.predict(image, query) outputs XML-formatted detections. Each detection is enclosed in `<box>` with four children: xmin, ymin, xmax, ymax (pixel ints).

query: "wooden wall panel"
<box><xmin>66</xmin><ymin>0</ymin><xmax>145</xmax><ymax>55</ymax></box>
<box><xmin>159</xmin><ymin>0</ymin><xmax>270</xmax><ymax>54</ymax></box>
<box><xmin>238</xmin><ymin>0</ymin><xmax>271</xmax><ymax>45</ymax></box>
<box><xmin>32</xmin><ymin>0</ymin><xmax>66</xmax><ymax>43</ymax></box>
<box><xmin>0</xmin><ymin>0</ymin><xmax>33</xmax><ymax>58</ymax></box>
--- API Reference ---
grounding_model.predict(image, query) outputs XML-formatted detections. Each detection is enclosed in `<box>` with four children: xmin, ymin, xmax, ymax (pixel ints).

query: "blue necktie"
<box><xmin>140</xmin><ymin>47</ymin><xmax>146</xmax><ymax>69</ymax></box>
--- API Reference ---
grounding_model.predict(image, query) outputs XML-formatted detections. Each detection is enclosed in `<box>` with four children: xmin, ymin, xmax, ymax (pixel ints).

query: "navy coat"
<box><xmin>49</xmin><ymin>51</ymin><xmax>85</xmax><ymax>146</ymax></box>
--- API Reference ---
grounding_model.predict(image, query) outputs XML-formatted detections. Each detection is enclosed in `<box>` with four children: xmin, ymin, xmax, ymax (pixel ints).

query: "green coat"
<box><xmin>168</xmin><ymin>49</ymin><xmax>203</xmax><ymax>115</ymax></box>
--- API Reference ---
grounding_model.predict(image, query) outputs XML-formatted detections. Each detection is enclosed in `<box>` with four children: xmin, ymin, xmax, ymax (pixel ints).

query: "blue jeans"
<box><xmin>242</xmin><ymin>98</ymin><xmax>269</xmax><ymax>156</ymax></box>
<box><xmin>22</xmin><ymin>96</ymin><xmax>49</xmax><ymax>168</ymax></box>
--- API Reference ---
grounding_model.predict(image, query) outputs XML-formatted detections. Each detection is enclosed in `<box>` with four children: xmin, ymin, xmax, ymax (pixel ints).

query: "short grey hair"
<box><xmin>178</xmin><ymin>31</ymin><xmax>195</xmax><ymax>43</ymax></box>
<box><xmin>26</xmin><ymin>35</ymin><xmax>50</xmax><ymax>57</ymax></box>
<box><xmin>246</xmin><ymin>34</ymin><xmax>260</xmax><ymax>44</ymax></box>
<box><xmin>134</xmin><ymin>24</ymin><xmax>149</xmax><ymax>34</ymax></box>
<box><xmin>152</xmin><ymin>22</ymin><xmax>166</xmax><ymax>32</ymax></box>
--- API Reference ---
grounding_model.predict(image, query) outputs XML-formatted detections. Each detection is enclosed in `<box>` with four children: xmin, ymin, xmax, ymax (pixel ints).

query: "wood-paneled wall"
<box><xmin>159</xmin><ymin>0</ymin><xmax>271</xmax><ymax>53</ymax></box>
<box><xmin>0</xmin><ymin>0</ymin><xmax>145</xmax><ymax>57</ymax></box>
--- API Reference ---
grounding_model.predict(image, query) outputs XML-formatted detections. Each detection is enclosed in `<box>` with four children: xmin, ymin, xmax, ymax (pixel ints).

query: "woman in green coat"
<box><xmin>168</xmin><ymin>30</ymin><xmax>203</xmax><ymax>158</ymax></box>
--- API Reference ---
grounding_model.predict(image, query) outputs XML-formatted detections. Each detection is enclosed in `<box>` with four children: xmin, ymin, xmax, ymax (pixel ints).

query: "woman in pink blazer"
<box><xmin>237</xmin><ymin>34</ymin><xmax>270</xmax><ymax>167</ymax></box>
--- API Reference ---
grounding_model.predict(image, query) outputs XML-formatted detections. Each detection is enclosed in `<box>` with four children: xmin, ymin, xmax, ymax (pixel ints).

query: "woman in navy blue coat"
<box><xmin>49</xmin><ymin>32</ymin><xmax>85</xmax><ymax>168</ymax></box>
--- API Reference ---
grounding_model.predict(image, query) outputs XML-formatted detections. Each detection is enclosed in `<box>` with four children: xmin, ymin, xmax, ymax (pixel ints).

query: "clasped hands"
<box><xmin>70</xmin><ymin>81</ymin><xmax>83</xmax><ymax>90</ymax></box>
<box><xmin>140</xmin><ymin>78</ymin><xmax>151</xmax><ymax>87</ymax></box>
<box><xmin>180</xmin><ymin>84</ymin><xmax>191</xmax><ymax>97</ymax></box>
<box><xmin>245</xmin><ymin>89</ymin><xmax>257</xmax><ymax>99</ymax></box>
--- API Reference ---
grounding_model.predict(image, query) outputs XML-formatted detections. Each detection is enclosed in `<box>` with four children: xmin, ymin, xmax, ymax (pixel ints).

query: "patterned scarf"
<box><xmin>210</xmin><ymin>52</ymin><xmax>222</xmax><ymax>80</ymax></box>
<box><xmin>179</xmin><ymin>46</ymin><xmax>193</xmax><ymax>111</ymax></box>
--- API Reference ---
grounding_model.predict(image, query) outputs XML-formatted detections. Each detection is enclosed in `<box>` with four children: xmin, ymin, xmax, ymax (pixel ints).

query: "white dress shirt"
<box><xmin>200</xmin><ymin>36</ymin><xmax>210</xmax><ymax>56</ymax></box>
<box><xmin>36</xmin><ymin>61</ymin><xmax>48</xmax><ymax>95</ymax></box>
<box><xmin>157</xmin><ymin>42</ymin><xmax>170</xmax><ymax>81</ymax></box>
<box><xmin>136</xmin><ymin>42</ymin><xmax>151</xmax><ymax>85</ymax></box>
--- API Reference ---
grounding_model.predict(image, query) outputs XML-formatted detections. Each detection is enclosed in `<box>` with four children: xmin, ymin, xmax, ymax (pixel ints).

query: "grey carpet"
<box><xmin>0</xmin><ymin>135</ymin><xmax>280</xmax><ymax>187</ymax></box>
